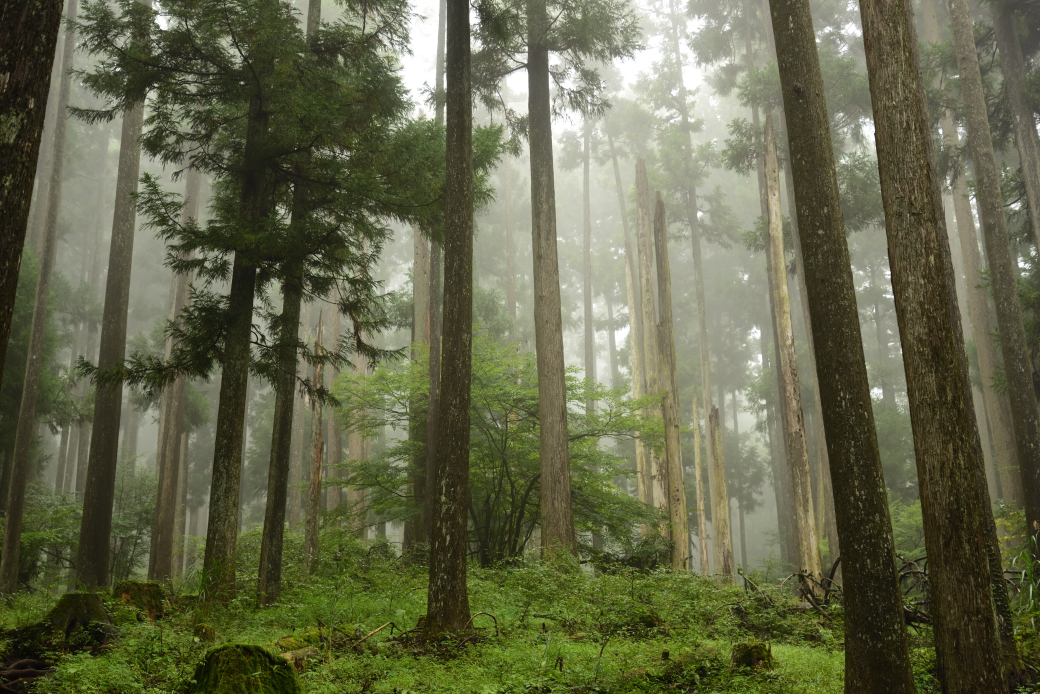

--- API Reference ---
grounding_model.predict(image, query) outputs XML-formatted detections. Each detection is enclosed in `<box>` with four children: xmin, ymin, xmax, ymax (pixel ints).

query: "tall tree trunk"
<box><xmin>605</xmin><ymin>293</ymin><xmax>619</xmax><ymax>388</ymax></box>
<box><xmin>707</xmin><ymin>407</ymin><xmax>732</xmax><ymax>577</ymax></box>
<box><xmin>55</xmin><ymin>424</ymin><xmax>70</xmax><ymax>494</ymax></box>
<box><xmin>858</xmin><ymin>0</ymin><xmax>1008</xmax><ymax>688</ymax></box>
<box><xmin>150</xmin><ymin>168</ymin><xmax>200</xmax><ymax>585</ymax></box>
<box><xmin>919</xmin><ymin>0</ymin><xmax>1023</xmax><ymax>507</ymax></box>
<box><xmin>528</xmin><ymin>0</ymin><xmax>575</xmax><ymax>557</ymax></box>
<box><xmin>26</xmin><ymin>24</ymin><xmax>65</xmax><ymax>258</ymax></box>
<box><xmin>423</xmin><ymin>0</ymin><xmax>447</xmax><ymax>542</ymax></box>
<box><xmin>947</xmin><ymin>0</ymin><xmax>1040</xmax><ymax>548</ymax></box>
<box><xmin>425</xmin><ymin>0</ymin><xmax>473</xmax><ymax>632</ymax></box>
<box><xmin>304</xmin><ymin>315</ymin><xmax>324</xmax><ymax>574</ymax></box>
<box><xmin>0</xmin><ymin>0</ymin><xmax>72</xmax><ymax>582</ymax></box>
<box><xmin>0</xmin><ymin>0</ymin><xmax>64</xmax><ymax>391</ymax></box>
<box><xmin>346</xmin><ymin>346</ymin><xmax>369</xmax><ymax>538</ymax></box>
<box><xmin>607</xmin><ymin>134</ymin><xmax>649</xmax><ymax>506</ymax></box>
<box><xmin>635</xmin><ymin>159</ymin><xmax>664</xmax><ymax>512</ymax></box>
<box><xmin>993</xmin><ymin>4</ymin><xmax>1040</xmax><ymax>249</ymax></box>
<box><xmin>404</xmin><ymin>224</ymin><xmax>430</xmax><ymax>549</ymax></box>
<box><xmin>691</xmin><ymin>389</ymin><xmax>709</xmax><ymax>574</ymax></box>
<box><xmin>582</xmin><ymin>122</ymin><xmax>596</xmax><ymax>411</ymax></box>
<box><xmin>173</xmin><ymin>431</ymin><xmax>188</xmax><ymax>579</ymax></box>
<box><xmin>505</xmin><ymin>162</ymin><xmax>517</xmax><ymax>329</ymax></box>
<box><xmin>767</xmin><ymin>0</ymin><xmax>917</xmax><ymax>684</ymax></box>
<box><xmin>653</xmin><ymin>193</ymin><xmax>689</xmax><ymax>570</ymax></box>
<box><xmin>763</xmin><ymin>118</ymin><xmax>821</xmax><ymax>578</ymax></box>
<box><xmin>199</xmin><ymin>74</ymin><xmax>273</xmax><ymax>604</ymax></box>
<box><xmin>326</xmin><ymin>304</ymin><xmax>343</xmax><ymax>515</ymax></box>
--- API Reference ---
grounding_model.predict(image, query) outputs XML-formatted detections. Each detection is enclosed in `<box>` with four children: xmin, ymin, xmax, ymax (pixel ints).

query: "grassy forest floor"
<box><xmin>2</xmin><ymin>530</ymin><xmax>1037</xmax><ymax>694</ymax></box>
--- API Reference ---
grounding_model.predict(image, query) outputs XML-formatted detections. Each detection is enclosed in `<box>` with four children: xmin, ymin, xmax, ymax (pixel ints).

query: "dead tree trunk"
<box><xmin>763</xmin><ymin>118</ymin><xmax>821</xmax><ymax>578</ymax></box>
<box><xmin>653</xmin><ymin>193</ymin><xmax>688</xmax><ymax>570</ymax></box>
<box><xmin>858</xmin><ymin>0</ymin><xmax>1008</xmax><ymax>688</ymax></box>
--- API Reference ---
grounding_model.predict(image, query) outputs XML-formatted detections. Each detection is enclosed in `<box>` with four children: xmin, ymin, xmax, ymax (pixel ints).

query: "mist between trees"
<box><xmin>2</xmin><ymin>0</ymin><xmax>1040</xmax><ymax>689</ymax></box>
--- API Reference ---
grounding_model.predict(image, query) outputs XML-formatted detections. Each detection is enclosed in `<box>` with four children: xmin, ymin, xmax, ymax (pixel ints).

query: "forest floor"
<box><xmin>1</xmin><ymin>530</ymin><xmax>1035</xmax><ymax>694</ymax></box>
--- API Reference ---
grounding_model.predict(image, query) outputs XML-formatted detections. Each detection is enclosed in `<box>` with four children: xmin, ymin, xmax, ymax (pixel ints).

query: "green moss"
<box><xmin>186</xmin><ymin>644</ymin><xmax>302</xmax><ymax>694</ymax></box>
<box><xmin>112</xmin><ymin>580</ymin><xmax>167</xmax><ymax>621</ymax></box>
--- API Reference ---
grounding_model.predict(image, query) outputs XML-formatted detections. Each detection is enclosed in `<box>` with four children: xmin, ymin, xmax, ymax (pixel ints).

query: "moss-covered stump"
<box><xmin>3</xmin><ymin>593</ymin><xmax>116</xmax><ymax>661</ymax></box>
<box><xmin>730</xmin><ymin>639</ymin><xmax>773</xmax><ymax>670</ymax></box>
<box><xmin>186</xmin><ymin>645</ymin><xmax>302</xmax><ymax>694</ymax></box>
<box><xmin>112</xmin><ymin>581</ymin><xmax>166</xmax><ymax>621</ymax></box>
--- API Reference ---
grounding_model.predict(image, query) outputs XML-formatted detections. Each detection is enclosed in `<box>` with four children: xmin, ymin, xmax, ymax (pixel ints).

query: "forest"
<box><xmin>1</xmin><ymin>0</ymin><xmax>1040</xmax><ymax>690</ymax></box>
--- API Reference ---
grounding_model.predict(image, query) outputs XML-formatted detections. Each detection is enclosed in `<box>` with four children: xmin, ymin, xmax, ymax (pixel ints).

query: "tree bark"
<box><xmin>404</xmin><ymin>225</ymin><xmax>430</xmax><ymax>550</ymax></box>
<box><xmin>0</xmin><ymin>0</ymin><xmax>70</xmax><ymax>583</ymax></box>
<box><xmin>763</xmin><ymin>117</ymin><xmax>821</xmax><ymax>578</ymax></box>
<box><xmin>425</xmin><ymin>0</ymin><xmax>473</xmax><ymax>633</ymax></box>
<box><xmin>583</xmin><ymin>122</ymin><xmax>596</xmax><ymax>412</ymax></box>
<box><xmin>691</xmin><ymin>389</ymin><xmax>709</xmax><ymax>574</ymax></box>
<box><xmin>505</xmin><ymin>162</ymin><xmax>517</xmax><ymax>329</ymax></box>
<box><xmin>173</xmin><ymin>431</ymin><xmax>189</xmax><ymax>579</ymax></box>
<box><xmin>326</xmin><ymin>304</ymin><xmax>343</xmax><ymax>515</ymax></box>
<box><xmin>653</xmin><ymin>193</ymin><xmax>689</xmax><ymax>570</ymax></box>
<box><xmin>635</xmin><ymin>159</ymin><xmax>664</xmax><ymax>512</ymax></box>
<box><xmin>858</xmin><ymin>0</ymin><xmax>1008</xmax><ymax>688</ymax></box>
<box><xmin>0</xmin><ymin>0</ymin><xmax>64</xmax><ymax>393</ymax></box>
<box><xmin>707</xmin><ymin>407</ymin><xmax>732</xmax><ymax>577</ymax></box>
<box><xmin>347</xmin><ymin>347</ymin><xmax>369</xmax><ymax>538</ymax></box>
<box><xmin>767</xmin><ymin>0</ymin><xmax>916</xmax><ymax>684</ymax></box>
<box><xmin>150</xmin><ymin>168</ymin><xmax>200</xmax><ymax>585</ymax></box>
<box><xmin>528</xmin><ymin>0</ymin><xmax>575</xmax><ymax>557</ymax></box>
<box><xmin>947</xmin><ymin>0</ymin><xmax>1040</xmax><ymax>550</ymax></box>
<box><xmin>304</xmin><ymin>315</ymin><xmax>324</xmax><ymax>574</ymax></box>
<box><xmin>607</xmin><ymin>134</ymin><xmax>650</xmax><ymax>506</ymax></box>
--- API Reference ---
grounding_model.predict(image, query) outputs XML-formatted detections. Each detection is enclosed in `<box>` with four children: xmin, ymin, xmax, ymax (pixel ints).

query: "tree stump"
<box><xmin>112</xmin><ymin>581</ymin><xmax>166</xmax><ymax>621</ymax></box>
<box><xmin>730</xmin><ymin>640</ymin><xmax>773</xmax><ymax>670</ymax></box>
<box><xmin>186</xmin><ymin>645</ymin><xmax>302</xmax><ymax>694</ymax></box>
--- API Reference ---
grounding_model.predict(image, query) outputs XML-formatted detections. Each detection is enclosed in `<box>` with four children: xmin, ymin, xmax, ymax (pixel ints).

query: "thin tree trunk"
<box><xmin>149</xmin><ymin>169</ymin><xmax>200</xmax><ymax>585</ymax></box>
<box><xmin>326</xmin><ymin>304</ymin><xmax>343</xmax><ymax>515</ymax></box>
<box><xmin>605</xmin><ymin>293</ymin><xmax>619</xmax><ymax>388</ymax></box>
<box><xmin>920</xmin><ymin>0</ymin><xmax>1021</xmax><ymax>507</ymax></box>
<box><xmin>607</xmin><ymin>134</ymin><xmax>649</xmax><ymax>506</ymax></box>
<box><xmin>528</xmin><ymin>0</ymin><xmax>575</xmax><ymax>556</ymax></box>
<box><xmin>858</xmin><ymin>0</ymin><xmax>1008</xmax><ymax>688</ymax></box>
<box><xmin>404</xmin><ymin>224</ymin><xmax>430</xmax><ymax>549</ymax></box>
<box><xmin>288</xmin><ymin>302</ymin><xmax>312</xmax><ymax>528</ymax></box>
<box><xmin>26</xmin><ymin>23</ymin><xmax>65</xmax><ymax>258</ymax></box>
<box><xmin>946</xmin><ymin>0</ymin><xmax>1040</xmax><ymax>550</ymax></box>
<box><xmin>425</xmin><ymin>0</ymin><xmax>473</xmax><ymax>632</ymax></box>
<box><xmin>423</xmin><ymin>0</ymin><xmax>447</xmax><ymax>542</ymax></box>
<box><xmin>304</xmin><ymin>315</ymin><xmax>324</xmax><ymax>574</ymax></box>
<box><xmin>764</xmin><ymin>118</ymin><xmax>821</xmax><ymax>578</ymax></box>
<box><xmin>55</xmin><ymin>425</ymin><xmax>70</xmax><ymax>494</ymax></box>
<box><xmin>505</xmin><ymin>162</ymin><xmax>517</xmax><ymax>329</ymax></box>
<box><xmin>583</xmin><ymin>121</ymin><xmax>596</xmax><ymax>411</ymax></box>
<box><xmin>653</xmin><ymin>193</ymin><xmax>688</xmax><ymax>570</ymax></box>
<box><xmin>691</xmin><ymin>389</ymin><xmax>709</xmax><ymax>574</ymax></box>
<box><xmin>0</xmin><ymin>0</ymin><xmax>64</xmax><ymax>392</ymax></box>
<box><xmin>199</xmin><ymin>74</ymin><xmax>273</xmax><ymax>604</ymax></box>
<box><xmin>708</xmin><ymin>407</ymin><xmax>732</xmax><ymax>577</ymax></box>
<box><xmin>993</xmin><ymin>5</ymin><xmax>1040</xmax><ymax>249</ymax></box>
<box><xmin>635</xmin><ymin>159</ymin><xmax>664</xmax><ymax>512</ymax></box>
<box><xmin>173</xmin><ymin>431</ymin><xmax>188</xmax><ymax>579</ymax></box>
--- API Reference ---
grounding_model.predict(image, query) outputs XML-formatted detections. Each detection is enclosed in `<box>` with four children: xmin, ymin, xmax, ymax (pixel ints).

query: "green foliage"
<box><xmin>334</xmin><ymin>331</ymin><xmax>662</xmax><ymax>565</ymax></box>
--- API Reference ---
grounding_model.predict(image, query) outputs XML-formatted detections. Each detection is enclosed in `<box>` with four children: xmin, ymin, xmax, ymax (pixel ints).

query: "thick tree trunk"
<box><xmin>635</xmin><ymin>160</ymin><xmax>664</xmax><ymax>512</ymax></box>
<box><xmin>0</xmin><ymin>0</ymin><xmax>64</xmax><ymax>391</ymax></box>
<box><xmin>763</xmin><ymin>118</ymin><xmax>821</xmax><ymax>578</ymax></box>
<box><xmin>993</xmin><ymin>5</ymin><xmax>1040</xmax><ymax>249</ymax></box>
<box><xmin>947</xmin><ymin>0</ymin><xmax>1040</xmax><ymax>551</ymax></box>
<box><xmin>608</xmin><ymin>134</ymin><xmax>649</xmax><ymax>506</ymax></box>
<box><xmin>767</xmin><ymin>0</ymin><xmax>916</xmax><ymax>684</ymax></box>
<box><xmin>857</xmin><ymin>0</ymin><xmax>1008</xmax><ymax>688</ymax></box>
<box><xmin>150</xmin><ymin>169</ymin><xmax>200</xmax><ymax>585</ymax></box>
<box><xmin>0</xmin><ymin>5</ymin><xmax>70</xmax><ymax>584</ymax></box>
<box><xmin>707</xmin><ymin>407</ymin><xmax>732</xmax><ymax>578</ymax></box>
<box><xmin>653</xmin><ymin>193</ymin><xmax>688</xmax><ymax>570</ymax></box>
<box><xmin>304</xmin><ymin>316</ymin><xmax>324</xmax><ymax>574</ymax></box>
<box><xmin>425</xmin><ymin>0</ymin><xmax>473</xmax><ymax>632</ymax></box>
<box><xmin>528</xmin><ymin>0</ymin><xmax>575</xmax><ymax>557</ymax></box>
<box><xmin>582</xmin><ymin>122</ymin><xmax>596</xmax><ymax>411</ymax></box>
<box><xmin>200</xmin><ymin>78</ymin><xmax>272</xmax><ymax>604</ymax></box>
